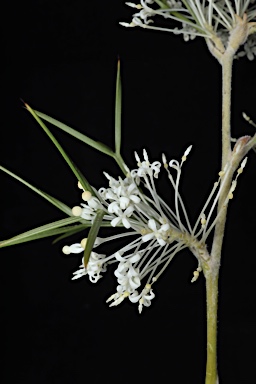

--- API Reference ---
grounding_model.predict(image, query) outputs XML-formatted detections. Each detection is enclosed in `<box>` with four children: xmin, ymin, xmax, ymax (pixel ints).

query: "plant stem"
<box><xmin>209</xmin><ymin>51</ymin><xmax>234</xmax><ymax>272</ymax></box>
<box><xmin>221</xmin><ymin>52</ymin><xmax>233</xmax><ymax>168</ymax></box>
<box><xmin>205</xmin><ymin>271</ymin><xmax>219</xmax><ymax>384</ymax></box>
<box><xmin>204</xmin><ymin>51</ymin><xmax>234</xmax><ymax>384</ymax></box>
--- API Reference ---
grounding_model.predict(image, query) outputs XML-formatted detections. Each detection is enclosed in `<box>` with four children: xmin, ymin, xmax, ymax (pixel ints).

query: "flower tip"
<box><xmin>72</xmin><ymin>206</ymin><xmax>82</xmax><ymax>217</ymax></box>
<box><xmin>241</xmin><ymin>157</ymin><xmax>248</xmax><ymax>169</ymax></box>
<box><xmin>184</xmin><ymin>145</ymin><xmax>192</xmax><ymax>157</ymax></box>
<box><xmin>125</xmin><ymin>2</ymin><xmax>142</xmax><ymax>9</ymax></box>
<box><xmin>109</xmin><ymin>302</ymin><xmax>117</xmax><ymax>308</ymax></box>
<box><xmin>143</xmin><ymin>148</ymin><xmax>149</xmax><ymax>161</ymax></box>
<box><xmin>134</xmin><ymin>151</ymin><xmax>140</xmax><ymax>164</ymax></box>
<box><xmin>191</xmin><ymin>270</ymin><xmax>199</xmax><ymax>283</ymax></box>
<box><xmin>80</xmin><ymin>238</ymin><xmax>87</xmax><ymax>249</ymax></box>
<box><xmin>82</xmin><ymin>191</ymin><xmax>92</xmax><ymax>201</ymax></box>
<box><xmin>242</xmin><ymin>112</ymin><xmax>250</xmax><ymax>121</ymax></box>
<box><xmin>119</xmin><ymin>21</ymin><xmax>135</xmax><ymax>28</ymax></box>
<box><xmin>103</xmin><ymin>171</ymin><xmax>111</xmax><ymax>180</ymax></box>
<box><xmin>106</xmin><ymin>294</ymin><xmax>114</xmax><ymax>303</ymax></box>
<box><xmin>62</xmin><ymin>245</ymin><xmax>71</xmax><ymax>255</ymax></box>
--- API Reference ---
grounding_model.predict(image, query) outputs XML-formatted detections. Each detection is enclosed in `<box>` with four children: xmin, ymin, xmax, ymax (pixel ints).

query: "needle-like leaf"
<box><xmin>25</xmin><ymin>103</ymin><xmax>95</xmax><ymax>195</ymax></box>
<box><xmin>0</xmin><ymin>165</ymin><xmax>72</xmax><ymax>216</ymax></box>
<box><xmin>0</xmin><ymin>216</ymin><xmax>85</xmax><ymax>247</ymax></box>
<box><xmin>83</xmin><ymin>209</ymin><xmax>105</xmax><ymax>267</ymax></box>
<box><xmin>115</xmin><ymin>59</ymin><xmax>122</xmax><ymax>155</ymax></box>
<box><xmin>34</xmin><ymin>109</ymin><xmax>114</xmax><ymax>157</ymax></box>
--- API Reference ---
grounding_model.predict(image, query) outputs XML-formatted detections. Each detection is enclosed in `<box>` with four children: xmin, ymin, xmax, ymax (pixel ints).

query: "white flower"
<box><xmin>121</xmin><ymin>0</ymin><xmax>256</xmax><ymax>60</ymax></box>
<box><xmin>66</xmin><ymin>148</ymin><xmax>247</xmax><ymax>312</ymax></box>
<box><xmin>114</xmin><ymin>252</ymin><xmax>141</xmax><ymax>292</ymax></box>
<box><xmin>129</xmin><ymin>283</ymin><xmax>155</xmax><ymax>313</ymax></box>
<box><xmin>142</xmin><ymin>219</ymin><xmax>170</xmax><ymax>246</ymax></box>
<box><xmin>72</xmin><ymin>252</ymin><xmax>107</xmax><ymax>283</ymax></box>
<box><xmin>133</xmin><ymin>149</ymin><xmax>161</xmax><ymax>178</ymax></box>
<box><xmin>111</xmin><ymin>205</ymin><xmax>134</xmax><ymax>228</ymax></box>
<box><xmin>106</xmin><ymin>283</ymin><xmax>155</xmax><ymax>313</ymax></box>
<box><xmin>71</xmin><ymin>196</ymin><xmax>104</xmax><ymax>221</ymax></box>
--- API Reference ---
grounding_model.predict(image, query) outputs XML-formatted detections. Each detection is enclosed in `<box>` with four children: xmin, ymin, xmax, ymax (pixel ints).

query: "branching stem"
<box><xmin>204</xmin><ymin>48</ymin><xmax>235</xmax><ymax>384</ymax></box>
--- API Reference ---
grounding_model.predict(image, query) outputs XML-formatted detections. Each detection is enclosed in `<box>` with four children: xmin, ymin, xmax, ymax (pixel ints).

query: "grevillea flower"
<box><xmin>120</xmin><ymin>1</ymin><xmax>256</xmax><ymax>61</ymax></box>
<box><xmin>62</xmin><ymin>148</ymin><xmax>247</xmax><ymax>312</ymax></box>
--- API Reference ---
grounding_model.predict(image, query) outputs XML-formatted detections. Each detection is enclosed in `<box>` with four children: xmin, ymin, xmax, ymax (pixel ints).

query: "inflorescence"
<box><xmin>62</xmin><ymin>148</ymin><xmax>247</xmax><ymax>313</ymax></box>
<box><xmin>120</xmin><ymin>1</ymin><xmax>256</xmax><ymax>61</ymax></box>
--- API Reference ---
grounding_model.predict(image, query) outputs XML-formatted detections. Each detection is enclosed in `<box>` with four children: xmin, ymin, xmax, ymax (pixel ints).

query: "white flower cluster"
<box><xmin>121</xmin><ymin>0</ymin><xmax>256</xmax><ymax>60</ymax></box>
<box><xmin>62</xmin><ymin>148</ymin><xmax>247</xmax><ymax>312</ymax></box>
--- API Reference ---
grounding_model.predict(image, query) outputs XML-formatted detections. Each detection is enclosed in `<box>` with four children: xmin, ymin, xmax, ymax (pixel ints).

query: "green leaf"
<box><xmin>51</xmin><ymin>221</ymin><xmax>116</xmax><ymax>244</ymax></box>
<box><xmin>25</xmin><ymin>103</ymin><xmax>95</xmax><ymax>195</ymax></box>
<box><xmin>115</xmin><ymin>59</ymin><xmax>122</xmax><ymax>155</ymax></box>
<box><xmin>0</xmin><ymin>165</ymin><xmax>72</xmax><ymax>216</ymax></box>
<box><xmin>34</xmin><ymin>108</ymin><xmax>114</xmax><ymax>157</ymax></box>
<box><xmin>0</xmin><ymin>216</ymin><xmax>86</xmax><ymax>247</ymax></box>
<box><xmin>52</xmin><ymin>225</ymin><xmax>90</xmax><ymax>244</ymax></box>
<box><xmin>83</xmin><ymin>209</ymin><xmax>105</xmax><ymax>267</ymax></box>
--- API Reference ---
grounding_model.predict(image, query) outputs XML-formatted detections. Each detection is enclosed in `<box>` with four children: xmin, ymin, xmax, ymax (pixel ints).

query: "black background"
<box><xmin>2</xmin><ymin>1</ymin><xmax>256</xmax><ymax>383</ymax></box>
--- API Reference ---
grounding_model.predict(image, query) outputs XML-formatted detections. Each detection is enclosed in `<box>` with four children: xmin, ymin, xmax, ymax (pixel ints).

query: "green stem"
<box><xmin>209</xmin><ymin>51</ymin><xmax>234</xmax><ymax>272</ymax></box>
<box><xmin>221</xmin><ymin>52</ymin><xmax>233</xmax><ymax>168</ymax></box>
<box><xmin>204</xmin><ymin>50</ymin><xmax>234</xmax><ymax>384</ymax></box>
<box><xmin>205</xmin><ymin>271</ymin><xmax>219</xmax><ymax>384</ymax></box>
